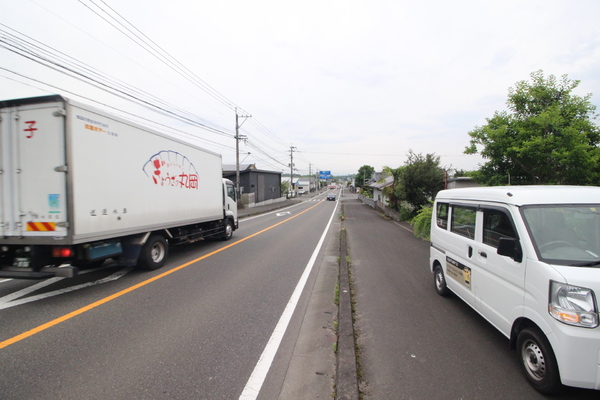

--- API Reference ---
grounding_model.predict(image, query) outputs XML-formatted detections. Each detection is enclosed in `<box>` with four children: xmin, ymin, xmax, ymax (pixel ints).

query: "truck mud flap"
<box><xmin>114</xmin><ymin>236</ymin><xmax>144</xmax><ymax>267</ymax></box>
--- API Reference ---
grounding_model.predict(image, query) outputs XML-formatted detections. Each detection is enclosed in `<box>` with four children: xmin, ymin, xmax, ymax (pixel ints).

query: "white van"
<box><xmin>430</xmin><ymin>186</ymin><xmax>600</xmax><ymax>394</ymax></box>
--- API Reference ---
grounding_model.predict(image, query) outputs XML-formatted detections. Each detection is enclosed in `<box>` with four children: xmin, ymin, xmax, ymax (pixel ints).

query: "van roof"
<box><xmin>435</xmin><ymin>185</ymin><xmax>600</xmax><ymax>206</ymax></box>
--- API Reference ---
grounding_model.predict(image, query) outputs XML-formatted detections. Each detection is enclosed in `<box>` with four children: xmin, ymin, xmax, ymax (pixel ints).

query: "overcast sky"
<box><xmin>2</xmin><ymin>0</ymin><xmax>599</xmax><ymax>176</ymax></box>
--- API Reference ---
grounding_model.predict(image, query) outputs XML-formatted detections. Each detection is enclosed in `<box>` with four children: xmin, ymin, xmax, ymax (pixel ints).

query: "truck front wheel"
<box><xmin>221</xmin><ymin>219</ymin><xmax>233</xmax><ymax>241</ymax></box>
<box><xmin>138</xmin><ymin>235</ymin><xmax>168</xmax><ymax>270</ymax></box>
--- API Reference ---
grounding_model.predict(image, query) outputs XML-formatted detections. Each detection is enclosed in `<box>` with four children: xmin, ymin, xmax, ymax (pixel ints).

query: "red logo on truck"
<box><xmin>24</xmin><ymin>121</ymin><xmax>37</xmax><ymax>138</ymax></box>
<box><xmin>143</xmin><ymin>150</ymin><xmax>199</xmax><ymax>189</ymax></box>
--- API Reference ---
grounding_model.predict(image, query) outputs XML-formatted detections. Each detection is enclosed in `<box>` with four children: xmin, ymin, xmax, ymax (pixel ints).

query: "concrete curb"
<box><xmin>336</xmin><ymin>209</ymin><xmax>360</xmax><ymax>400</ymax></box>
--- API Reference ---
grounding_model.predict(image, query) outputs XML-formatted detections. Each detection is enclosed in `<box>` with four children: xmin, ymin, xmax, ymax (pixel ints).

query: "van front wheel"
<box><xmin>517</xmin><ymin>327</ymin><xmax>562</xmax><ymax>394</ymax></box>
<box><xmin>434</xmin><ymin>265</ymin><xmax>450</xmax><ymax>296</ymax></box>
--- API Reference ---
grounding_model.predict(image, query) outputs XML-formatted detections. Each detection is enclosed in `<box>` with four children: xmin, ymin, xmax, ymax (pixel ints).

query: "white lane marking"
<box><xmin>0</xmin><ymin>277</ymin><xmax>64</xmax><ymax>304</ymax></box>
<box><xmin>239</xmin><ymin>198</ymin><xmax>339</xmax><ymax>399</ymax></box>
<box><xmin>0</xmin><ymin>267</ymin><xmax>133</xmax><ymax>310</ymax></box>
<box><xmin>276</xmin><ymin>212</ymin><xmax>291</xmax><ymax>216</ymax></box>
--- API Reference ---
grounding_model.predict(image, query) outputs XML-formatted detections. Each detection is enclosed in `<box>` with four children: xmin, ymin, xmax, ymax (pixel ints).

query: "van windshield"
<box><xmin>522</xmin><ymin>205</ymin><xmax>600</xmax><ymax>266</ymax></box>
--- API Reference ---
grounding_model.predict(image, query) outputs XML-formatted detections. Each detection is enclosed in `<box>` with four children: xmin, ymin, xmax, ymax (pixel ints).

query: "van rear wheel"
<box><xmin>517</xmin><ymin>327</ymin><xmax>562</xmax><ymax>394</ymax></box>
<box><xmin>434</xmin><ymin>265</ymin><xmax>450</xmax><ymax>296</ymax></box>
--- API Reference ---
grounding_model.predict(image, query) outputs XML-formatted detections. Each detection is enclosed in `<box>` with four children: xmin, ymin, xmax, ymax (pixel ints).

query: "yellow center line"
<box><xmin>0</xmin><ymin>201</ymin><xmax>322</xmax><ymax>350</ymax></box>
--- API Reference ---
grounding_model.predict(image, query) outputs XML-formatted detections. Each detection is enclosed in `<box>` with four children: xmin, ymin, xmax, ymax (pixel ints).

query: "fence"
<box><xmin>240</xmin><ymin>194</ymin><xmax>287</xmax><ymax>209</ymax></box>
<box><xmin>358</xmin><ymin>194</ymin><xmax>402</xmax><ymax>222</ymax></box>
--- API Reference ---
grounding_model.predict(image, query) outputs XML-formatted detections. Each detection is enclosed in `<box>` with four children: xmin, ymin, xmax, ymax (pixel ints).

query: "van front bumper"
<box><xmin>548</xmin><ymin>321</ymin><xmax>600</xmax><ymax>390</ymax></box>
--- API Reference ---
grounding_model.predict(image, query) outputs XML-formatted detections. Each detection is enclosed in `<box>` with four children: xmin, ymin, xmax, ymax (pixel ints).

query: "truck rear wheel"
<box><xmin>138</xmin><ymin>235</ymin><xmax>168</xmax><ymax>270</ymax></box>
<box><xmin>221</xmin><ymin>219</ymin><xmax>233</xmax><ymax>241</ymax></box>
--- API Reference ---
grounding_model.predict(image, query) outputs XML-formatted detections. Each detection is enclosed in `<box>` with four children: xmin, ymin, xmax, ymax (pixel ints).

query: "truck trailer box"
<box><xmin>0</xmin><ymin>95</ymin><xmax>225</xmax><ymax>247</ymax></box>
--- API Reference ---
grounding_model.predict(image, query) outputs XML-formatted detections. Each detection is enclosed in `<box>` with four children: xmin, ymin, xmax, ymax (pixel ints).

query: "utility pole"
<box><xmin>289</xmin><ymin>145</ymin><xmax>296</xmax><ymax>195</ymax></box>
<box><xmin>235</xmin><ymin>107</ymin><xmax>251</xmax><ymax>199</ymax></box>
<box><xmin>308</xmin><ymin>163</ymin><xmax>312</xmax><ymax>193</ymax></box>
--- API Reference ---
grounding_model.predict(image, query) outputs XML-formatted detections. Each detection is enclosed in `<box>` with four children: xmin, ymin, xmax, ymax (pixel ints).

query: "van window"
<box><xmin>483</xmin><ymin>208</ymin><xmax>517</xmax><ymax>248</ymax></box>
<box><xmin>522</xmin><ymin>205</ymin><xmax>600</xmax><ymax>265</ymax></box>
<box><xmin>451</xmin><ymin>205</ymin><xmax>476</xmax><ymax>239</ymax></box>
<box><xmin>436</xmin><ymin>202</ymin><xmax>449</xmax><ymax>229</ymax></box>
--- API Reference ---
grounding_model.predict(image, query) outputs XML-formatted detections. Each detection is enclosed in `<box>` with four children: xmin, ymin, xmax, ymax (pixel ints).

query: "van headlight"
<box><xmin>549</xmin><ymin>281</ymin><xmax>598</xmax><ymax>328</ymax></box>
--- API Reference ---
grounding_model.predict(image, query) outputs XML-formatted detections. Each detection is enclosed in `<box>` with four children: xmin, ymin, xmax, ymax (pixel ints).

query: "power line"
<box><xmin>0</xmin><ymin>25</ymin><xmax>234</xmax><ymax>138</ymax></box>
<box><xmin>3</xmin><ymin>2</ymin><xmax>292</xmax><ymax>169</ymax></box>
<box><xmin>27</xmin><ymin>0</ymin><xmax>230</xmax><ymax>120</ymax></box>
<box><xmin>78</xmin><ymin>0</ymin><xmax>243</xmax><ymax>113</ymax></box>
<box><xmin>77</xmin><ymin>1</ymin><xmax>292</xmax><ymax>155</ymax></box>
<box><xmin>0</xmin><ymin>67</ymin><xmax>235</xmax><ymax>151</ymax></box>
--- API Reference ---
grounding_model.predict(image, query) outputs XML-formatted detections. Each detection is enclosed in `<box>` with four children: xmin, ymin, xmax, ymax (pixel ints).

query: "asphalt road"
<box><xmin>0</xmin><ymin>192</ymin><xmax>339</xmax><ymax>399</ymax></box>
<box><xmin>341</xmin><ymin>192</ymin><xmax>599</xmax><ymax>399</ymax></box>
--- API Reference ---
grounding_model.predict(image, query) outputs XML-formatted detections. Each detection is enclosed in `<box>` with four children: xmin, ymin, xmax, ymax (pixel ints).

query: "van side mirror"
<box><xmin>497</xmin><ymin>237</ymin><xmax>523</xmax><ymax>262</ymax></box>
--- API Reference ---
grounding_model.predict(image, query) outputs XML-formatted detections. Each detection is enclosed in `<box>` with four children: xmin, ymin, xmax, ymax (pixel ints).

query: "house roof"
<box><xmin>369</xmin><ymin>175</ymin><xmax>394</xmax><ymax>189</ymax></box>
<box><xmin>222</xmin><ymin>163</ymin><xmax>256</xmax><ymax>174</ymax></box>
<box><xmin>222</xmin><ymin>164</ymin><xmax>282</xmax><ymax>176</ymax></box>
<box><xmin>281</xmin><ymin>177</ymin><xmax>313</xmax><ymax>185</ymax></box>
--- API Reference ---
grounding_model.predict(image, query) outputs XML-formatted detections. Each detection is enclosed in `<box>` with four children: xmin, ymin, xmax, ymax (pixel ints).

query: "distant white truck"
<box><xmin>0</xmin><ymin>95</ymin><xmax>237</xmax><ymax>279</ymax></box>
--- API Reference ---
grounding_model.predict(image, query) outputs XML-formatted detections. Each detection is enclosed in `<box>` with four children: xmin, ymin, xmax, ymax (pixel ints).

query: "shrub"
<box><xmin>411</xmin><ymin>205</ymin><xmax>433</xmax><ymax>240</ymax></box>
<box><xmin>398</xmin><ymin>201</ymin><xmax>416</xmax><ymax>221</ymax></box>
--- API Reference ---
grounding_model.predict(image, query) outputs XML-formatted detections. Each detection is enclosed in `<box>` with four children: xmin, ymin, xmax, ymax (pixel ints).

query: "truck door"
<box><xmin>225</xmin><ymin>180</ymin><xmax>237</xmax><ymax>218</ymax></box>
<box><xmin>0</xmin><ymin>101</ymin><xmax>68</xmax><ymax>239</ymax></box>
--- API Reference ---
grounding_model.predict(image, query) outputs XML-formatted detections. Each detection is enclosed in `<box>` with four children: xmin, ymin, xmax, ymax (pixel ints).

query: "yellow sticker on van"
<box><xmin>446</xmin><ymin>256</ymin><xmax>471</xmax><ymax>290</ymax></box>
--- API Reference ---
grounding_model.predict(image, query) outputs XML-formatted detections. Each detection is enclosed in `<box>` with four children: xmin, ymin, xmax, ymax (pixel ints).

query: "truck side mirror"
<box><xmin>497</xmin><ymin>237</ymin><xmax>523</xmax><ymax>263</ymax></box>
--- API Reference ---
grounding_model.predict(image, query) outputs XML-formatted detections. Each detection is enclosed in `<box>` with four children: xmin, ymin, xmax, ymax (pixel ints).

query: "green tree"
<box><xmin>281</xmin><ymin>180</ymin><xmax>290</xmax><ymax>196</ymax></box>
<box><xmin>399</xmin><ymin>150</ymin><xmax>445</xmax><ymax>214</ymax></box>
<box><xmin>356</xmin><ymin>165</ymin><xmax>375</xmax><ymax>189</ymax></box>
<box><xmin>381</xmin><ymin>165</ymin><xmax>404</xmax><ymax>210</ymax></box>
<box><xmin>465</xmin><ymin>70</ymin><xmax>600</xmax><ymax>185</ymax></box>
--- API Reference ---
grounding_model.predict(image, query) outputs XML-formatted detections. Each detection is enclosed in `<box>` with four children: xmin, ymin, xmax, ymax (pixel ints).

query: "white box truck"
<box><xmin>0</xmin><ymin>95</ymin><xmax>238</xmax><ymax>279</ymax></box>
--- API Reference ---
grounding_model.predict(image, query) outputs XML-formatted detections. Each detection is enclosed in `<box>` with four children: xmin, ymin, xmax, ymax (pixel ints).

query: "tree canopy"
<box><xmin>465</xmin><ymin>70</ymin><xmax>600</xmax><ymax>185</ymax></box>
<box><xmin>356</xmin><ymin>165</ymin><xmax>375</xmax><ymax>188</ymax></box>
<box><xmin>380</xmin><ymin>151</ymin><xmax>444</xmax><ymax>214</ymax></box>
<box><xmin>399</xmin><ymin>150</ymin><xmax>445</xmax><ymax>211</ymax></box>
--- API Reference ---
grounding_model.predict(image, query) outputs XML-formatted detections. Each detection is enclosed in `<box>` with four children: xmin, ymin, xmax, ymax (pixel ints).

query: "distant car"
<box><xmin>327</xmin><ymin>193</ymin><xmax>336</xmax><ymax>201</ymax></box>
